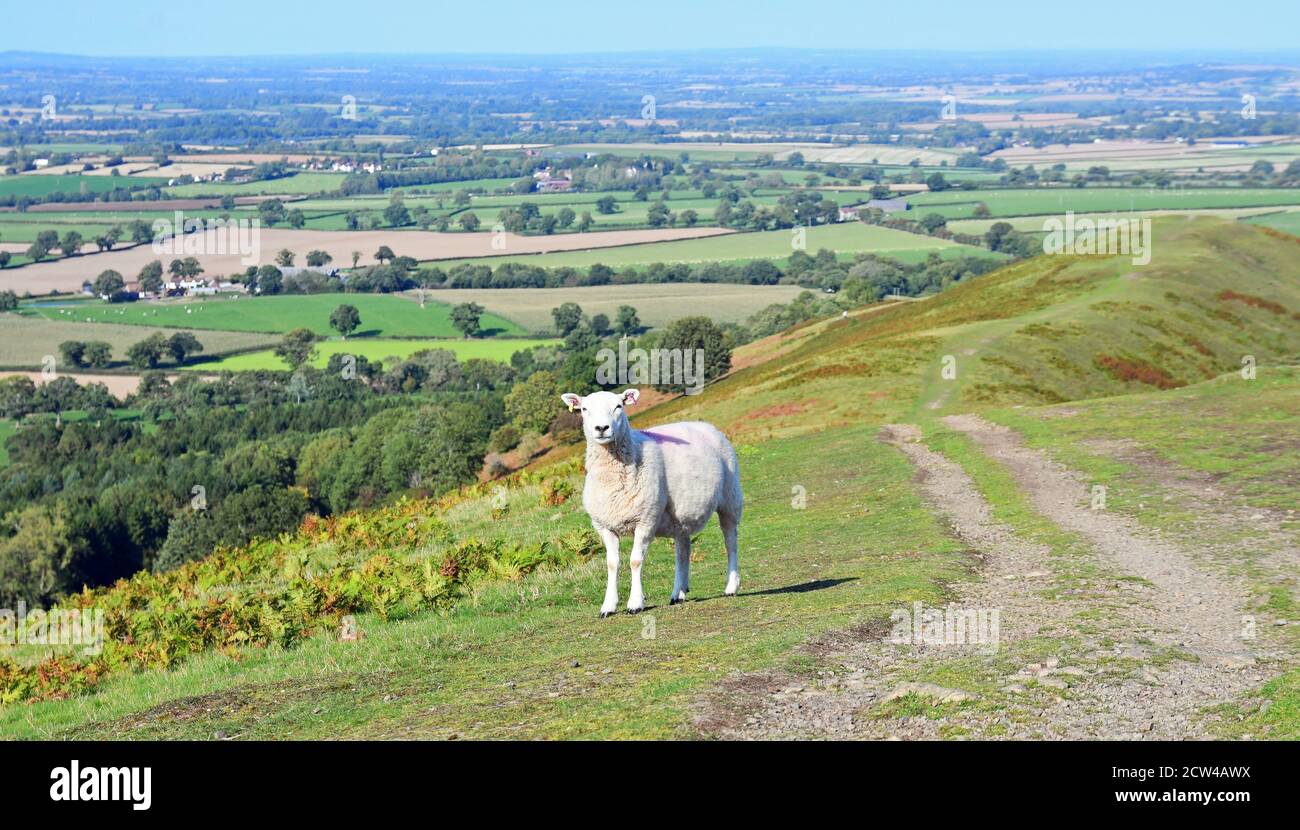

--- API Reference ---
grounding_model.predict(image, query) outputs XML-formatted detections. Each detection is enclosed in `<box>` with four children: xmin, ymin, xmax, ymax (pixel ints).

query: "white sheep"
<box><xmin>559</xmin><ymin>388</ymin><xmax>743</xmax><ymax>617</ymax></box>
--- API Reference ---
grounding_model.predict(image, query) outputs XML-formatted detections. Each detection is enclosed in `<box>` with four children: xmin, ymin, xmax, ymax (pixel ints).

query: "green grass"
<box><xmin>0</xmin><ymin>312</ymin><xmax>279</xmax><ymax>370</ymax></box>
<box><xmin>0</xmin><ymin>174</ymin><xmax>168</xmax><ymax>199</ymax></box>
<box><xmin>164</xmin><ymin>173</ymin><xmax>346</xmax><ymax>197</ymax></box>
<box><xmin>3</xmin><ymin>215</ymin><xmax>1296</xmax><ymax>739</ymax></box>
<box><xmin>985</xmin><ymin>367</ymin><xmax>1300</xmax><ymax>516</ymax></box>
<box><xmin>19</xmin><ymin>293</ymin><xmax>526</xmax><ymax>339</ymax></box>
<box><xmin>414</xmin><ymin>283</ymin><xmax>809</xmax><ymax>331</ymax></box>
<box><xmin>2</xmin><ymin>425</ymin><xmax>969</xmax><ymax>739</ymax></box>
<box><xmin>1212</xmin><ymin>669</ymin><xmax>1300</xmax><ymax>740</ymax></box>
<box><xmin>1244</xmin><ymin>210</ymin><xmax>1300</xmax><ymax>237</ymax></box>
<box><xmin>433</xmin><ymin>221</ymin><xmax>997</xmax><ymax>270</ymax></box>
<box><xmin>193</xmin><ymin>337</ymin><xmax>559</xmax><ymax>371</ymax></box>
<box><xmin>907</xmin><ymin>186</ymin><xmax>1300</xmax><ymax>220</ymax></box>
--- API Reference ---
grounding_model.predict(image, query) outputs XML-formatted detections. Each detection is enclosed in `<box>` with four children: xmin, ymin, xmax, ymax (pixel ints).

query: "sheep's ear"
<box><xmin>560</xmin><ymin>393</ymin><xmax>582</xmax><ymax>412</ymax></box>
<box><xmin>621</xmin><ymin>388</ymin><xmax>640</xmax><ymax>406</ymax></box>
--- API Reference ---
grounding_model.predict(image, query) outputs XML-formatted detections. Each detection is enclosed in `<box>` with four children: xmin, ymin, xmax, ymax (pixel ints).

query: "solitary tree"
<box><xmin>615</xmin><ymin>305</ymin><xmax>641</xmax><ymax>337</ymax></box>
<box><xmin>275</xmin><ymin>249</ymin><xmax>295</xmax><ymax>268</ymax></box>
<box><xmin>551</xmin><ymin>302</ymin><xmax>584</xmax><ymax>336</ymax></box>
<box><xmin>450</xmin><ymin>302</ymin><xmax>485</xmax><ymax>338</ymax></box>
<box><xmin>167</xmin><ymin>332</ymin><xmax>203</xmax><ymax>364</ymax></box>
<box><xmin>330</xmin><ymin>304</ymin><xmax>362</xmax><ymax>339</ymax></box>
<box><xmin>275</xmin><ymin>328</ymin><xmax>319</xmax><ymax>369</ymax></box>
<box><xmin>374</xmin><ymin>245</ymin><xmax>396</xmax><ymax>264</ymax></box>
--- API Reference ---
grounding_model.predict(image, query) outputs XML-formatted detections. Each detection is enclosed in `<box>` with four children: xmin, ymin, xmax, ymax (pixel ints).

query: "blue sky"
<box><xmin>1</xmin><ymin>0</ymin><xmax>1297</xmax><ymax>56</ymax></box>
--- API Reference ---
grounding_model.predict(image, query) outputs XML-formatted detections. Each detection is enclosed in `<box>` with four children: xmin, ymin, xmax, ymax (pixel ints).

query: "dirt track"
<box><xmin>696</xmin><ymin>416</ymin><xmax>1282</xmax><ymax>740</ymax></box>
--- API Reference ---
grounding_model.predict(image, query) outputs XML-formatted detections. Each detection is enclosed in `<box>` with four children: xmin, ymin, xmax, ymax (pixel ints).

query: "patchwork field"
<box><xmin>163</xmin><ymin>173</ymin><xmax>348</xmax><ymax>197</ymax></box>
<box><xmin>1244</xmin><ymin>210</ymin><xmax>1300</xmax><ymax>237</ymax></box>
<box><xmin>557</xmin><ymin>142</ymin><xmax>962</xmax><ymax>166</ymax></box>
<box><xmin>907</xmin><ymin>186</ymin><xmax>1300</xmax><ymax>220</ymax></box>
<box><xmin>433</xmin><ymin>221</ymin><xmax>997</xmax><ymax>270</ymax></box>
<box><xmin>19</xmin><ymin>293</ymin><xmax>526</xmax><ymax>338</ymax></box>
<box><xmin>194</xmin><ymin>336</ymin><xmax>558</xmax><ymax>371</ymax></box>
<box><xmin>0</xmin><ymin>313</ymin><xmax>278</xmax><ymax>370</ymax></box>
<box><xmin>0</xmin><ymin>173</ymin><xmax>169</xmax><ymax>198</ymax></box>
<box><xmin>413</xmin><ymin>283</ymin><xmax>810</xmax><ymax>331</ymax></box>
<box><xmin>947</xmin><ymin>206</ymin><xmax>1300</xmax><ymax>236</ymax></box>
<box><xmin>1</xmin><ymin>226</ymin><xmax>736</xmax><ymax>295</ymax></box>
<box><xmin>990</xmin><ymin>138</ymin><xmax>1300</xmax><ymax>172</ymax></box>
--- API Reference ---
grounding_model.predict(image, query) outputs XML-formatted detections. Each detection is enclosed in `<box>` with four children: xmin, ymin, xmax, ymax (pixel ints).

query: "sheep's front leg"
<box><xmin>670</xmin><ymin>534</ymin><xmax>691</xmax><ymax>604</ymax></box>
<box><xmin>597</xmin><ymin>526</ymin><xmax>621</xmax><ymax>618</ymax></box>
<box><xmin>626</xmin><ymin>526</ymin><xmax>653</xmax><ymax>614</ymax></box>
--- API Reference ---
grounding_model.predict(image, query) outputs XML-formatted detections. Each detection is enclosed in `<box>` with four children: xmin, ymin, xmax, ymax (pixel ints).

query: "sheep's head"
<box><xmin>560</xmin><ymin>389</ymin><xmax>639</xmax><ymax>446</ymax></box>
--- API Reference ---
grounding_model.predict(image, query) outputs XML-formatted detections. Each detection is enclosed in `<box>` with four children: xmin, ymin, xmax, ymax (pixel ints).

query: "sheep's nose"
<box><xmin>594</xmin><ymin>424</ymin><xmax>610</xmax><ymax>435</ymax></box>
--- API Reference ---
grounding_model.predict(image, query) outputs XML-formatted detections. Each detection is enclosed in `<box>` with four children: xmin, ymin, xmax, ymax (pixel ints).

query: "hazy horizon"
<box><xmin>1</xmin><ymin>0</ymin><xmax>1297</xmax><ymax>57</ymax></box>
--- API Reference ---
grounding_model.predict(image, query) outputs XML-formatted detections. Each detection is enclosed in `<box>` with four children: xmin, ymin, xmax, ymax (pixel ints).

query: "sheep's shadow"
<box><xmin>688</xmin><ymin>577</ymin><xmax>857</xmax><ymax>604</ymax></box>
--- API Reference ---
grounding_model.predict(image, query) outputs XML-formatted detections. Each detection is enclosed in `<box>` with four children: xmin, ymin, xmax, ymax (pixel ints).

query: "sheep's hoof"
<box><xmin>626</xmin><ymin>607</ymin><xmax>643</xmax><ymax>615</ymax></box>
<box><xmin>599</xmin><ymin>611</ymin><xmax>616</xmax><ymax>619</ymax></box>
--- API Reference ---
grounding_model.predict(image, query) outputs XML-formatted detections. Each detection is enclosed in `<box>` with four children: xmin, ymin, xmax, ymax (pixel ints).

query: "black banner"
<box><xmin>1</xmin><ymin>740</ymin><xmax>1287</xmax><ymax>817</ymax></box>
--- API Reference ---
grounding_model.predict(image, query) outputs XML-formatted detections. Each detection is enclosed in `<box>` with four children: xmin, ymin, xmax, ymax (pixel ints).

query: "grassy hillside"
<box><xmin>4</xmin><ymin>217</ymin><xmax>1296</xmax><ymax>739</ymax></box>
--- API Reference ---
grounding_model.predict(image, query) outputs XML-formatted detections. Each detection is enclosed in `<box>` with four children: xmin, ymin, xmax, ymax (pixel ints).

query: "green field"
<box><xmin>1244</xmin><ymin>210</ymin><xmax>1300</xmax><ymax>237</ymax></box>
<box><xmin>19</xmin><ymin>293</ymin><xmax>528</xmax><ymax>339</ymax></box>
<box><xmin>164</xmin><ymin>173</ymin><xmax>346</xmax><ymax>197</ymax></box>
<box><xmin>0</xmin><ymin>312</ymin><xmax>279</xmax><ymax>369</ymax></box>
<box><xmin>194</xmin><ymin>336</ymin><xmax>558</xmax><ymax>371</ymax></box>
<box><xmin>0</xmin><ymin>174</ymin><xmax>169</xmax><ymax>198</ymax></box>
<box><xmin>946</xmin><ymin>206</ymin><xmax>1300</xmax><ymax>236</ymax></box>
<box><xmin>414</xmin><ymin>283</ymin><xmax>809</xmax><ymax>331</ymax></box>
<box><xmin>433</xmin><ymin>221</ymin><xmax>997</xmax><ymax>270</ymax></box>
<box><xmin>907</xmin><ymin>186</ymin><xmax>1300</xmax><ymax>220</ymax></box>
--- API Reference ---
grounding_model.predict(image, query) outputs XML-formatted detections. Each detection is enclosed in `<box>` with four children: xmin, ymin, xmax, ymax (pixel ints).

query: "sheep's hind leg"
<box><xmin>626</xmin><ymin>526</ymin><xmax>653</xmax><ymax>614</ymax></box>
<box><xmin>597</xmin><ymin>526</ymin><xmax>621</xmax><ymax>618</ymax></box>
<box><xmin>670</xmin><ymin>534</ymin><xmax>691</xmax><ymax>605</ymax></box>
<box><xmin>720</xmin><ymin>511</ymin><xmax>741</xmax><ymax>596</ymax></box>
